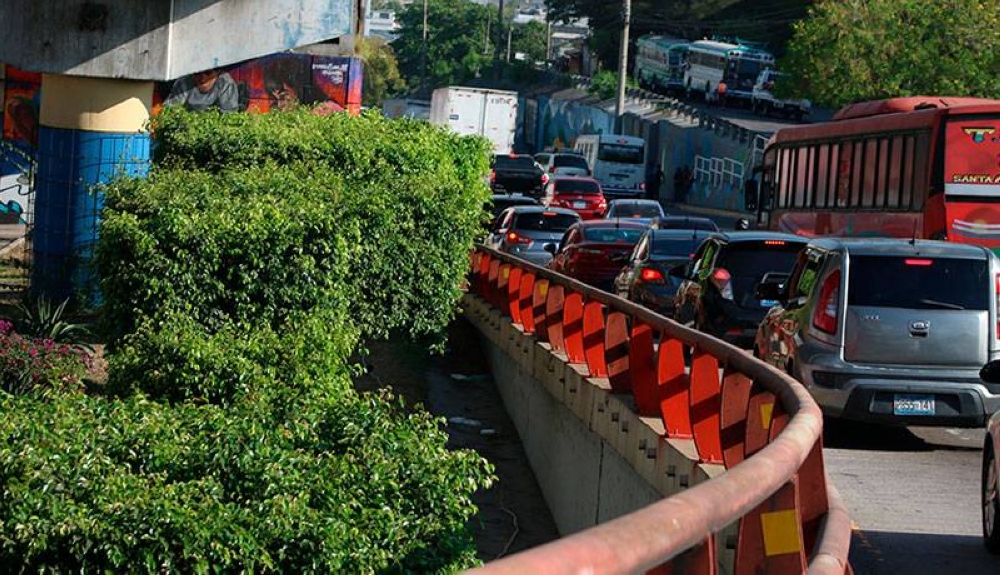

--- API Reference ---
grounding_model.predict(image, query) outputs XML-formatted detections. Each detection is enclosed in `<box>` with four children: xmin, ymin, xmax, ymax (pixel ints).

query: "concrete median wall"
<box><xmin>463</xmin><ymin>294</ymin><xmax>737</xmax><ymax>569</ymax></box>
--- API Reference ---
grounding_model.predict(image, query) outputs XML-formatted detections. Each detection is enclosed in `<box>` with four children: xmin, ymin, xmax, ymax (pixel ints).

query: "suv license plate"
<box><xmin>893</xmin><ymin>394</ymin><xmax>935</xmax><ymax>416</ymax></box>
<box><xmin>573</xmin><ymin>201</ymin><xmax>587</xmax><ymax>209</ymax></box>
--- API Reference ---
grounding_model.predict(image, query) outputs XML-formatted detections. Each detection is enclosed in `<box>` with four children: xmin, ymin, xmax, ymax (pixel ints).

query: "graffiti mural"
<box><xmin>1</xmin><ymin>65</ymin><xmax>40</xmax><ymax>223</ymax></box>
<box><xmin>536</xmin><ymin>94</ymin><xmax>614</xmax><ymax>151</ymax></box>
<box><xmin>154</xmin><ymin>53</ymin><xmax>363</xmax><ymax>116</ymax></box>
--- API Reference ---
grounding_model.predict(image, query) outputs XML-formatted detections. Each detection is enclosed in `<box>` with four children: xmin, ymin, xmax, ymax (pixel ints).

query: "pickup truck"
<box><xmin>751</xmin><ymin>70</ymin><xmax>811</xmax><ymax>121</ymax></box>
<box><xmin>489</xmin><ymin>154</ymin><xmax>547</xmax><ymax>197</ymax></box>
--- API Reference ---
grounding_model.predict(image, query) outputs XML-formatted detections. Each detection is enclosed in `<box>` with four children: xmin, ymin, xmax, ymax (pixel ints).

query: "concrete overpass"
<box><xmin>0</xmin><ymin>0</ymin><xmax>361</xmax><ymax>297</ymax></box>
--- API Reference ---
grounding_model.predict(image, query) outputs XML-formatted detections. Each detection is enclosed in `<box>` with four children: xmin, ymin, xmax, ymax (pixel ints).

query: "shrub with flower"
<box><xmin>0</xmin><ymin>319</ymin><xmax>89</xmax><ymax>396</ymax></box>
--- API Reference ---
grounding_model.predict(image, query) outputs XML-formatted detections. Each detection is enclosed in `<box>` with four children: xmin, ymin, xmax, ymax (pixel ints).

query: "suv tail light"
<box><xmin>640</xmin><ymin>268</ymin><xmax>664</xmax><ymax>283</ymax></box>
<box><xmin>506</xmin><ymin>231</ymin><xmax>532</xmax><ymax>245</ymax></box>
<box><xmin>812</xmin><ymin>270</ymin><xmax>841</xmax><ymax>334</ymax></box>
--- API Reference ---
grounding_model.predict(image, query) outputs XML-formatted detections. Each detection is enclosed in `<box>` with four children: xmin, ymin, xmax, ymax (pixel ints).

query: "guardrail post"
<box><xmin>563</xmin><ymin>290</ymin><xmax>586</xmax><ymax>364</ymax></box>
<box><xmin>605</xmin><ymin>311</ymin><xmax>630</xmax><ymax>390</ymax></box>
<box><xmin>658</xmin><ymin>337</ymin><xmax>692</xmax><ymax>438</ymax></box>
<box><xmin>630</xmin><ymin>322</ymin><xmax>658</xmax><ymax>415</ymax></box>
<box><xmin>584</xmin><ymin>300</ymin><xmax>610</xmax><ymax>377</ymax></box>
<box><xmin>689</xmin><ymin>350</ymin><xmax>723</xmax><ymax>464</ymax></box>
<box><xmin>735</xmin><ymin>477</ymin><xmax>807</xmax><ymax>575</ymax></box>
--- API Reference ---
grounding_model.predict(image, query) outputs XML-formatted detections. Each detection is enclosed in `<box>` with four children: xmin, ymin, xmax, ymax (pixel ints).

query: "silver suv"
<box><xmin>755</xmin><ymin>238</ymin><xmax>1000</xmax><ymax>427</ymax></box>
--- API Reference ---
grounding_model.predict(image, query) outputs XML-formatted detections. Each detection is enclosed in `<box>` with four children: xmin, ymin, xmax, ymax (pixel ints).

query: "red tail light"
<box><xmin>812</xmin><ymin>270</ymin><xmax>841</xmax><ymax>334</ymax></box>
<box><xmin>639</xmin><ymin>182</ymin><xmax>646</xmax><ymax>190</ymax></box>
<box><xmin>506</xmin><ymin>231</ymin><xmax>532</xmax><ymax>245</ymax></box>
<box><xmin>904</xmin><ymin>258</ymin><xmax>933</xmax><ymax>266</ymax></box>
<box><xmin>763</xmin><ymin>240</ymin><xmax>786</xmax><ymax>246</ymax></box>
<box><xmin>640</xmin><ymin>268</ymin><xmax>664</xmax><ymax>283</ymax></box>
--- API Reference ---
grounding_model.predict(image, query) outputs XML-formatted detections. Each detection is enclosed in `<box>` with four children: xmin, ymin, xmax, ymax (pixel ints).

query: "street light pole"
<box><xmin>493</xmin><ymin>0</ymin><xmax>505</xmax><ymax>81</ymax></box>
<box><xmin>615</xmin><ymin>0</ymin><xmax>631</xmax><ymax>125</ymax></box>
<box><xmin>419</xmin><ymin>0</ymin><xmax>429</xmax><ymax>92</ymax></box>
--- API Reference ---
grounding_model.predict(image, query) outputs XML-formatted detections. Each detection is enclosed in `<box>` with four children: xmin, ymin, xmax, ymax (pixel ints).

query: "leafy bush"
<box><xmin>0</xmin><ymin>319</ymin><xmax>89</xmax><ymax>396</ymax></box>
<box><xmin>0</xmin><ymin>392</ymin><xmax>492</xmax><ymax>573</ymax></box>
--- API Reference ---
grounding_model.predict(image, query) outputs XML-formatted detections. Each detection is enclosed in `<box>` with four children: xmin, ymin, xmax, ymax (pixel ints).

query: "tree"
<box><xmin>358</xmin><ymin>37</ymin><xmax>406</xmax><ymax>106</ymax></box>
<box><xmin>511</xmin><ymin>20</ymin><xmax>549</xmax><ymax>63</ymax></box>
<box><xmin>393</xmin><ymin>0</ymin><xmax>494</xmax><ymax>91</ymax></box>
<box><xmin>781</xmin><ymin>0</ymin><xmax>1000</xmax><ymax>108</ymax></box>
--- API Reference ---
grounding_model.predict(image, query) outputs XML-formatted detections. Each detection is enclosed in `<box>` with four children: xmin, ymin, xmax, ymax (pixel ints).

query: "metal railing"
<box><xmin>465</xmin><ymin>245</ymin><xmax>852</xmax><ymax>575</ymax></box>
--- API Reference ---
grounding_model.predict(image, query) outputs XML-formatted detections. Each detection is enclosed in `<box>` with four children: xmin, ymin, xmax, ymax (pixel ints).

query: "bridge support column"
<box><xmin>33</xmin><ymin>74</ymin><xmax>152</xmax><ymax>300</ymax></box>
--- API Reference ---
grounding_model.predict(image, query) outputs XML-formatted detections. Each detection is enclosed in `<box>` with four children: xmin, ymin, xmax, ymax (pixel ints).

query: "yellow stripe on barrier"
<box><xmin>760</xmin><ymin>402</ymin><xmax>774</xmax><ymax>431</ymax></box>
<box><xmin>760</xmin><ymin>509</ymin><xmax>802</xmax><ymax>557</ymax></box>
<box><xmin>502</xmin><ymin>267</ymin><xmax>510</xmax><ymax>279</ymax></box>
<box><xmin>538</xmin><ymin>282</ymin><xmax>548</xmax><ymax>296</ymax></box>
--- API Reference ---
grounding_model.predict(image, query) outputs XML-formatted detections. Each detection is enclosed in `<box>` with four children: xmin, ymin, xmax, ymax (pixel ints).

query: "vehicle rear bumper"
<box><xmin>800</xmin><ymin>355</ymin><xmax>1000</xmax><ymax>427</ymax></box>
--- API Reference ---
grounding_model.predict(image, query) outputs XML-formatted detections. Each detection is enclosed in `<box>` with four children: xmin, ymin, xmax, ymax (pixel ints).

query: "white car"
<box><xmin>541</xmin><ymin>152</ymin><xmax>591</xmax><ymax>177</ymax></box>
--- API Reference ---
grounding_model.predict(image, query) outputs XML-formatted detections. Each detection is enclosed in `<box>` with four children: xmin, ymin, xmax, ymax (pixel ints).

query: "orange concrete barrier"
<box><xmin>466</xmin><ymin>246</ymin><xmax>851</xmax><ymax>575</ymax></box>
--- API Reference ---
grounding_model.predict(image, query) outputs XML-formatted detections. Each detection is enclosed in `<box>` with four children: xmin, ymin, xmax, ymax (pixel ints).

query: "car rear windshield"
<box><xmin>657</xmin><ymin>218</ymin><xmax>719</xmax><ymax>231</ymax></box>
<box><xmin>583</xmin><ymin>227</ymin><xmax>645</xmax><ymax>243</ymax></box>
<box><xmin>597</xmin><ymin>144</ymin><xmax>644</xmax><ymax>164</ymax></box>
<box><xmin>554</xmin><ymin>179</ymin><xmax>601</xmax><ymax>194</ymax></box>
<box><xmin>651</xmin><ymin>236</ymin><xmax>704</xmax><ymax>257</ymax></box>
<box><xmin>493</xmin><ymin>155</ymin><xmax>536</xmax><ymax>169</ymax></box>
<box><xmin>612</xmin><ymin>203</ymin><xmax>661</xmax><ymax>218</ymax></box>
<box><xmin>554</xmin><ymin>155</ymin><xmax>589</xmax><ymax>169</ymax></box>
<box><xmin>513</xmin><ymin>212</ymin><xmax>579</xmax><ymax>232</ymax></box>
<box><xmin>715</xmin><ymin>241</ymin><xmax>804</xmax><ymax>303</ymax></box>
<box><xmin>848</xmin><ymin>256</ymin><xmax>988</xmax><ymax>310</ymax></box>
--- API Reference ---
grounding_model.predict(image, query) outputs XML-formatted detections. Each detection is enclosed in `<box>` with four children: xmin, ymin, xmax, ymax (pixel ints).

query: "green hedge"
<box><xmin>0</xmin><ymin>108</ymin><xmax>495</xmax><ymax>572</ymax></box>
<box><xmin>0</xmin><ymin>392</ymin><xmax>490</xmax><ymax>573</ymax></box>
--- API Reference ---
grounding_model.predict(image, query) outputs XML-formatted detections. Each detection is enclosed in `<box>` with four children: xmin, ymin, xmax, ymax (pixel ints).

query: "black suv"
<box><xmin>670</xmin><ymin>231</ymin><xmax>807</xmax><ymax>348</ymax></box>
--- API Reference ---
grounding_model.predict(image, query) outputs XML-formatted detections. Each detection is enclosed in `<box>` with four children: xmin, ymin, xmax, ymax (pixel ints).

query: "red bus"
<box><xmin>745</xmin><ymin>97</ymin><xmax>1000</xmax><ymax>251</ymax></box>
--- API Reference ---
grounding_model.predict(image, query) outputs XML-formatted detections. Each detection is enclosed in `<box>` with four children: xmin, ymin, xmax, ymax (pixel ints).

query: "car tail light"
<box><xmin>764</xmin><ymin>240</ymin><xmax>786</xmax><ymax>246</ymax></box>
<box><xmin>639</xmin><ymin>182</ymin><xmax>646</xmax><ymax>190</ymax></box>
<box><xmin>506</xmin><ymin>231</ymin><xmax>532</xmax><ymax>245</ymax></box>
<box><xmin>640</xmin><ymin>268</ymin><xmax>664</xmax><ymax>283</ymax></box>
<box><xmin>904</xmin><ymin>258</ymin><xmax>933</xmax><ymax>266</ymax></box>
<box><xmin>812</xmin><ymin>270</ymin><xmax>841</xmax><ymax>334</ymax></box>
<box><xmin>541</xmin><ymin>173</ymin><xmax>550</xmax><ymax>185</ymax></box>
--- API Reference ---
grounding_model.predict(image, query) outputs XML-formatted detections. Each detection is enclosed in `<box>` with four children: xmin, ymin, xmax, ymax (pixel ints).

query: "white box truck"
<box><xmin>430</xmin><ymin>87</ymin><xmax>519</xmax><ymax>155</ymax></box>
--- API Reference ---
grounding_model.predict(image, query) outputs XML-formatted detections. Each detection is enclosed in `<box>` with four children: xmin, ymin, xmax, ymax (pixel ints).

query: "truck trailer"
<box><xmin>430</xmin><ymin>87</ymin><xmax>518</xmax><ymax>155</ymax></box>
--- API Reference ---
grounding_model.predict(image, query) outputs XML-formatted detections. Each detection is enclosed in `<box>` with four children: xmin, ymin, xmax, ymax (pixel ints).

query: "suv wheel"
<box><xmin>984</xmin><ymin>445</ymin><xmax>1000</xmax><ymax>553</ymax></box>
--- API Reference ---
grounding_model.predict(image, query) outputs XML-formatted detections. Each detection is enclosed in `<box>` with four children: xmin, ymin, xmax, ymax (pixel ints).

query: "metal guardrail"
<box><xmin>465</xmin><ymin>246</ymin><xmax>852</xmax><ymax>575</ymax></box>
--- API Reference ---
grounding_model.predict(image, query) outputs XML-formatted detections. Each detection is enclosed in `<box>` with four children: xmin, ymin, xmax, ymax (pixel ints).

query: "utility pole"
<box><xmin>506</xmin><ymin>22</ymin><xmax>513</xmax><ymax>62</ymax></box>
<box><xmin>615</xmin><ymin>0</ymin><xmax>631</xmax><ymax>126</ymax></box>
<box><xmin>419</xmin><ymin>0</ymin><xmax>429</xmax><ymax>93</ymax></box>
<box><xmin>493</xmin><ymin>0</ymin><xmax>505</xmax><ymax>81</ymax></box>
<box><xmin>545</xmin><ymin>19</ymin><xmax>552</xmax><ymax>62</ymax></box>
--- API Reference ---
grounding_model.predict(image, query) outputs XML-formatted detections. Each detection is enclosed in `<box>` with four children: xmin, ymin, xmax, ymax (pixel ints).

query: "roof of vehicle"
<box><xmin>833</xmin><ymin>97</ymin><xmax>1000</xmax><ymax>121</ymax></box>
<box><xmin>651</xmin><ymin>228</ymin><xmax>720</xmax><ymax>240</ymax></box>
<box><xmin>609</xmin><ymin>199</ymin><xmax>661</xmax><ymax>205</ymax></box>
<box><xmin>575</xmin><ymin>219</ymin><xmax>648</xmax><ymax>230</ymax></box>
<box><xmin>551</xmin><ymin>151</ymin><xmax>586</xmax><ymax>156</ymax></box>
<box><xmin>806</xmin><ymin>238</ymin><xmax>993</xmax><ymax>259</ymax></box>
<box><xmin>505</xmin><ymin>205</ymin><xmax>579</xmax><ymax>217</ymax></box>
<box><xmin>717</xmin><ymin>231</ymin><xmax>810</xmax><ymax>243</ymax></box>
<box><xmin>491</xmin><ymin>194</ymin><xmax>539</xmax><ymax>204</ymax></box>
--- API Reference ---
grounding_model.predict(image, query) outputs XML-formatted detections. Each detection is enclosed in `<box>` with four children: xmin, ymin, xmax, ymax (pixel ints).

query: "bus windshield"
<box><xmin>598</xmin><ymin>144</ymin><xmax>644</xmax><ymax>164</ymax></box>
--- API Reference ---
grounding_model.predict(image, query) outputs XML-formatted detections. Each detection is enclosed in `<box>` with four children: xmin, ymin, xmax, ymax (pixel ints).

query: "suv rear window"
<box><xmin>715</xmin><ymin>241</ymin><xmax>804</xmax><ymax>306</ymax></box>
<box><xmin>848</xmin><ymin>256</ymin><xmax>988</xmax><ymax>310</ymax></box>
<box><xmin>656</xmin><ymin>217</ymin><xmax>719</xmax><ymax>231</ymax></box>
<box><xmin>583</xmin><ymin>227</ymin><xmax>645</xmax><ymax>243</ymax></box>
<box><xmin>554</xmin><ymin>179</ymin><xmax>601</xmax><ymax>194</ymax></box>
<box><xmin>513</xmin><ymin>212</ymin><xmax>579</xmax><ymax>232</ymax></box>
<box><xmin>493</xmin><ymin>155</ymin><xmax>537</xmax><ymax>169</ymax></box>
<box><xmin>611</xmin><ymin>203</ymin><xmax>661</xmax><ymax>218</ymax></box>
<box><xmin>651</xmin><ymin>236</ymin><xmax>705</xmax><ymax>257</ymax></box>
<box><xmin>554</xmin><ymin>155</ymin><xmax>589</xmax><ymax>169</ymax></box>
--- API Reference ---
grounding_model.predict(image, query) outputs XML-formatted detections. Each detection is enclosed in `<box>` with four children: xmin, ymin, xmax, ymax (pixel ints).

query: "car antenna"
<box><xmin>909</xmin><ymin>220</ymin><xmax>918</xmax><ymax>245</ymax></box>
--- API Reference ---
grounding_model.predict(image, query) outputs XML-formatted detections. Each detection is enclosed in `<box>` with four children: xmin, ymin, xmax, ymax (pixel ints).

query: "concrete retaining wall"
<box><xmin>463</xmin><ymin>294</ymin><xmax>737</xmax><ymax>570</ymax></box>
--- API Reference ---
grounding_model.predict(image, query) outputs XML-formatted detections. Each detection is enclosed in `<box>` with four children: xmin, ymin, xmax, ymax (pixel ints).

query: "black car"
<box><xmin>613</xmin><ymin>228</ymin><xmax>719</xmax><ymax>315</ymax></box>
<box><xmin>490</xmin><ymin>154</ymin><xmax>546</xmax><ymax>196</ymax></box>
<box><xmin>487</xmin><ymin>194</ymin><xmax>539</xmax><ymax>219</ymax></box>
<box><xmin>670</xmin><ymin>231</ymin><xmax>808</xmax><ymax>348</ymax></box>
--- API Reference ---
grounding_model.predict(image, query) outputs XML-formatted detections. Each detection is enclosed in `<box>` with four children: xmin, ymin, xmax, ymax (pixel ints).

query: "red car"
<box><xmin>548</xmin><ymin>220</ymin><xmax>647</xmax><ymax>291</ymax></box>
<box><xmin>543</xmin><ymin>176</ymin><xmax>608</xmax><ymax>220</ymax></box>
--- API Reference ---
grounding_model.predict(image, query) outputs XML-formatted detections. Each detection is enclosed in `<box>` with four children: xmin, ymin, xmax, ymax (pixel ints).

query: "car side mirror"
<box><xmin>982</xmin><ymin>360</ymin><xmax>1000</xmax><ymax>384</ymax></box>
<box><xmin>743</xmin><ymin>179</ymin><xmax>758</xmax><ymax>211</ymax></box>
<box><xmin>544</xmin><ymin>243</ymin><xmax>558</xmax><ymax>255</ymax></box>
